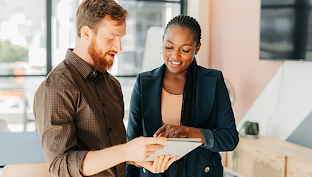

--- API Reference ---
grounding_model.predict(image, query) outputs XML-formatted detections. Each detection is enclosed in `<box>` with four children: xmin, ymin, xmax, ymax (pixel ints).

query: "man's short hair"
<box><xmin>76</xmin><ymin>0</ymin><xmax>128</xmax><ymax>37</ymax></box>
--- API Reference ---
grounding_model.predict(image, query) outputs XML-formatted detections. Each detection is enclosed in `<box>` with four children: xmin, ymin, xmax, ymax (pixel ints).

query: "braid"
<box><xmin>181</xmin><ymin>59</ymin><xmax>198</xmax><ymax>126</ymax></box>
<box><xmin>164</xmin><ymin>14</ymin><xmax>201</xmax><ymax>176</ymax></box>
<box><xmin>175</xmin><ymin>59</ymin><xmax>198</xmax><ymax>177</ymax></box>
<box><xmin>164</xmin><ymin>14</ymin><xmax>201</xmax><ymax>46</ymax></box>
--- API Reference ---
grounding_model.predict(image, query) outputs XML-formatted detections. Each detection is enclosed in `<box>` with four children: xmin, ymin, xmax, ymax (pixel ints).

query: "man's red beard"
<box><xmin>87</xmin><ymin>37</ymin><xmax>115</xmax><ymax>73</ymax></box>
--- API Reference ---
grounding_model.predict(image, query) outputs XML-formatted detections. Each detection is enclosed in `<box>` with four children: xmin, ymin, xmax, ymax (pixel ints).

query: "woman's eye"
<box><xmin>182</xmin><ymin>49</ymin><xmax>190</xmax><ymax>53</ymax></box>
<box><xmin>108</xmin><ymin>37</ymin><xmax>114</xmax><ymax>41</ymax></box>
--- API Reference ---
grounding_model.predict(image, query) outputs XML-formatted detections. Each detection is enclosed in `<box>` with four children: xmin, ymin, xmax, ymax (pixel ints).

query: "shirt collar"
<box><xmin>65</xmin><ymin>48</ymin><xmax>94</xmax><ymax>79</ymax></box>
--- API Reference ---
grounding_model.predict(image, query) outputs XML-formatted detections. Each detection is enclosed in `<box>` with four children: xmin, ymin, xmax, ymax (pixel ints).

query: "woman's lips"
<box><xmin>170</xmin><ymin>61</ymin><xmax>182</xmax><ymax>67</ymax></box>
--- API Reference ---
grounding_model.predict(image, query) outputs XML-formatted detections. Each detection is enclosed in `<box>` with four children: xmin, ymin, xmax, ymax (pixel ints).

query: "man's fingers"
<box><xmin>160</xmin><ymin>155</ymin><xmax>171</xmax><ymax>172</ymax></box>
<box><xmin>146</xmin><ymin>144</ymin><xmax>164</xmax><ymax>152</ymax></box>
<box><xmin>157</xmin><ymin>155</ymin><xmax>166</xmax><ymax>172</ymax></box>
<box><xmin>152</xmin><ymin>156</ymin><xmax>159</xmax><ymax>173</ymax></box>
<box><xmin>166</xmin><ymin>156</ymin><xmax>178</xmax><ymax>169</ymax></box>
<box><xmin>146</xmin><ymin>150</ymin><xmax>157</xmax><ymax>156</ymax></box>
<box><xmin>144</xmin><ymin>137</ymin><xmax>167</xmax><ymax>144</ymax></box>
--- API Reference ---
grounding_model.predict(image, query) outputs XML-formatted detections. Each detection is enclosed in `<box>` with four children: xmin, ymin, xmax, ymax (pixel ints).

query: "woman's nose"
<box><xmin>171</xmin><ymin>49</ymin><xmax>180</xmax><ymax>59</ymax></box>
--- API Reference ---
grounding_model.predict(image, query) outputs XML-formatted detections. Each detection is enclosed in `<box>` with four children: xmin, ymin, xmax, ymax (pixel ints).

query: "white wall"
<box><xmin>239</xmin><ymin>61</ymin><xmax>312</xmax><ymax>141</ymax></box>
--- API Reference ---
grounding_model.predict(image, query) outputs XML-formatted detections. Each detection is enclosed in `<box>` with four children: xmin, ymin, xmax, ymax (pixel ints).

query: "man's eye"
<box><xmin>165</xmin><ymin>46</ymin><xmax>172</xmax><ymax>49</ymax></box>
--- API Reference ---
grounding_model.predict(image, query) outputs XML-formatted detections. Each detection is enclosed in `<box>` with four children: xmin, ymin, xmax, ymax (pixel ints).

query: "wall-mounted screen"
<box><xmin>260</xmin><ymin>0</ymin><xmax>312</xmax><ymax>61</ymax></box>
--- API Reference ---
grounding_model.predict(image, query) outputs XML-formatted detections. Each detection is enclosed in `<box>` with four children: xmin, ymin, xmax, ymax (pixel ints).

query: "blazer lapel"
<box><xmin>193</xmin><ymin>67</ymin><xmax>217</xmax><ymax>128</ymax></box>
<box><xmin>140</xmin><ymin>65</ymin><xmax>218</xmax><ymax>134</ymax></box>
<box><xmin>141</xmin><ymin>65</ymin><xmax>166</xmax><ymax>137</ymax></box>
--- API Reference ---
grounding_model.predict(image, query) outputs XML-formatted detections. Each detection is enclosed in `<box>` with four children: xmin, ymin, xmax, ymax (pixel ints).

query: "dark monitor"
<box><xmin>260</xmin><ymin>0</ymin><xmax>312</xmax><ymax>61</ymax></box>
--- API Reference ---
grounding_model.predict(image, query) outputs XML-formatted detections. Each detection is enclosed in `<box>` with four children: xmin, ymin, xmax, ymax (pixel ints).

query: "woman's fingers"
<box><xmin>154</xmin><ymin>125</ymin><xmax>166</xmax><ymax>137</ymax></box>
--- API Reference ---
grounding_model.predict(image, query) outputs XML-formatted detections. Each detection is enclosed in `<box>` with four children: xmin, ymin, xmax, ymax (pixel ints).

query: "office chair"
<box><xmin>0</xmin><ymin>119</ymin><xmax>10</xmax><ymax>132</ymax></box>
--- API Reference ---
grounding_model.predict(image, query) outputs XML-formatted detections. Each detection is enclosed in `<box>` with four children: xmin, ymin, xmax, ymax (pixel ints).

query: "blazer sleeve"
<box><xmin>126</xmin><ymin>74</ymin><xmax>143</xmax><ymax>176</ymax></box>
<box><xmin>198</xmin><ymin>71</ymin><xmax>239</xmax><ymax>152</ymax></box>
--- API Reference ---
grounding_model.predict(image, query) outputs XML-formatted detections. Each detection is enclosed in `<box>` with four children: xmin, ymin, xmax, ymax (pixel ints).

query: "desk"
<box><xmin>0</xmin><ymin>132</ymin><xmax>46</xmax><ymax>166</ymax></box>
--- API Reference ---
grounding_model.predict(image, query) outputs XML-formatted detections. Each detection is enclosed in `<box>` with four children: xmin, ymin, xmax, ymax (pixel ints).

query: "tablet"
<box><xmin>144</xmin><ymin>138</ymin><xmax>202</xmax><ymax>161</ymax></box>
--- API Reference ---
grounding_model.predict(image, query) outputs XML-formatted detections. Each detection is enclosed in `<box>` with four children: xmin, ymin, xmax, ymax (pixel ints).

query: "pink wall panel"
<box><xmin>208</xmin><ymin>0</ymin><xmax>283</xmax><ymax>123</ymax></box>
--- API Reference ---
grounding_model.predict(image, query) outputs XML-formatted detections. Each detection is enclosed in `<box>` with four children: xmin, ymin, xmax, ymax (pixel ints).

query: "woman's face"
<box><xmin>162</xmin><ymin>26</ymin><xmax>200</xmax><ymax>76</ymax></box>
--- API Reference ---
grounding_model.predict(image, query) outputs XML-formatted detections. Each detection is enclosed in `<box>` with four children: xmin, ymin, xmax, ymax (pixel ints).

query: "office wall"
<box><xmin>188</xmin><ymin>0</ymin><xmax>210</xmax><ymax>68</ymax></box>
<box><xmin>208</xmin><ymin>0</ymin><xmax>283</xmax><ymax>123</ymax></box>
<box><xmin>206</xmin><ymin>0</ymin><xmax>312</xmax><ymax>149</ymax></box>
<box><xmin>239</xmin><ymin>61</ymin><xmax>312</xmax><ymax>146</ymax></box>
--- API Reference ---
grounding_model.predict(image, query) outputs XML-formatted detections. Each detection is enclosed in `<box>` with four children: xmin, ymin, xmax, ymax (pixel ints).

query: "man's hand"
<box><xmin>123</xmin><ymin>137</ymin><xmax>166</xmax><ymax>162</ymax></box>
<box><xmin>136</xmin><ymin>155</ymin><xmax>178</xmax><ymax>173</ymax></box>
<box><xmin>153</xmin><ymin>124</ymin><xmax>189</xmax><ymax>138</ymax></box>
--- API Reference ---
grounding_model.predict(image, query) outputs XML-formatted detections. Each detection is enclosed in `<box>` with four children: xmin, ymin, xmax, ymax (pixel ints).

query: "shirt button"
<box><xmin>108</xmin><ymin>127</ymin><xmax>112</xmax><ymax>132</ymax></box>
<box><xmin>92</xmin><ymin>71</ymin><xmax>96</xmax><ymax>75</ymax></box>
<box><xmin>102</xmin><ymin>103</ymin><xmax>105</xmax><ymax>106</ymax></box>
<box><xmin>143</xmin><ymin>168</ymin><xmax>146</xmax><ymax>173</ymax></box>
<box><xmin>204</xmin><ymin>166</ymin><xmax>210</xmax><ymax>173</ymax></box>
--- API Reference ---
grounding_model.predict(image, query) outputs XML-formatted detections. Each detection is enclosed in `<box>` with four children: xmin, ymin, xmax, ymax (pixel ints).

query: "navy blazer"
<box><xmin>126</xmin><ymin>64</ymin><xmax>239</xmax><ymax>177</ymax></box>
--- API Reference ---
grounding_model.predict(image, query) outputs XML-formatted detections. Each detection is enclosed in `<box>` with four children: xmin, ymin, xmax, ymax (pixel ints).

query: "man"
<box><xmin>33</xmin><ymin>0</ymin><xmax>177</xmax><ymax>176</ymax></box>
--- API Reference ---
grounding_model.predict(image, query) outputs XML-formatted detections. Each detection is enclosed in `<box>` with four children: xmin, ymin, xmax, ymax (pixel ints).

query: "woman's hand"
<box><xmin>153</xmin><ymin>124</ymin><xmax>190</xmax><ymax>138</ymax></box>
<box><xmin>135</xmin><ymin>155</ymin><xmax>178</xmax><ymax>173</ymax></box>
<box><xmin>153</xmin><ymin>124</ymin><xmax>204</xmax><ymax>143</ymax></box>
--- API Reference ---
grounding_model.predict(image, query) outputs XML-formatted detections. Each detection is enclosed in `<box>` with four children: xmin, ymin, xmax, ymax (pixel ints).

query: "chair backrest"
<box><xmin>0</xmin><ymin>163</ymin><xmax>50</xmax><ymax>177</ymax></box>
<box><xmin>0</xmin><ymin>119</ymin><xmax>10</xmax><ymax>132</ymax></box>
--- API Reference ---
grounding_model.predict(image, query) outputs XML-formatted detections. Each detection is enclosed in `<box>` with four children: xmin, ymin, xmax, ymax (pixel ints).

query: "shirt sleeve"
<box><xmin>34</xmin><ymin>78</ymin><xmax>88</xmax><ymax>177</ymax></box>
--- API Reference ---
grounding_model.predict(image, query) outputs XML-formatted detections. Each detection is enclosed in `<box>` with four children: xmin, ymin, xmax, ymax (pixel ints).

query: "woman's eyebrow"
<box><xmin>165</xmin><ymin>40</ymin><xmax>192</xmax><ymax>47</ymax></box>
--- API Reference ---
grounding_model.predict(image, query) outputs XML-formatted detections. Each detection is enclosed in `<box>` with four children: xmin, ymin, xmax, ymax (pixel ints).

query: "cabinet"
<box><xmin>223</xmin><ymin>136</ymin><xmax>312</xmax><ymax>177</ymax></box>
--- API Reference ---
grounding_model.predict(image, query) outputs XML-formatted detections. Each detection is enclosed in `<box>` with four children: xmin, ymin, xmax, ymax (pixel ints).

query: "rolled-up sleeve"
<box><xmin>34</xmin><ymin>78</ymin><xmax>87</xmax><ymax>177</ymax></box>
<box><xmin>198</xmin><ymin>128</ymin><xmax>214</xmax><ymax>149</ymax></box>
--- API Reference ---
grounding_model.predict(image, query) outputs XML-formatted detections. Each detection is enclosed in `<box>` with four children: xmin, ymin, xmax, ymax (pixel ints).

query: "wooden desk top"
<box><xmin>239</xmin><ymin>136</ymin><xmax>312</xmax><ymax>164</ymax></box>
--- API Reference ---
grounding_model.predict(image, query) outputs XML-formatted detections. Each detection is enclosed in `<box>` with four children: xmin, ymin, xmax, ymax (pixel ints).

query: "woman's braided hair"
<box><xmin>164</xmin><ymin>14</ymin><xmax>201</xmax><ymax>176</ymax></box>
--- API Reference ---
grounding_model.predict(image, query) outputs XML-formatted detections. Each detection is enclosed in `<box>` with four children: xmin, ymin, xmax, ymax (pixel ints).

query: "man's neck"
<box><xmin>73</xmin><ymin>41</ymin><xmax>95</xmax><ymax>70</ymax></box>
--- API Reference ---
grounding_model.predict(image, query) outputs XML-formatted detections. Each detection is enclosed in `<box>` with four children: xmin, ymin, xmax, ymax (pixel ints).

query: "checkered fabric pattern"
<box><xmin>34</xmin><ymin>49</ymin><xmax>126</xmax><ymax>177</ymax></box>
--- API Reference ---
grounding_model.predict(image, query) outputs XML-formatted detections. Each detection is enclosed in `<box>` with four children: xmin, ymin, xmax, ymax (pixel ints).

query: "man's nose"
<box><xmin>113</xmin><ymin>39</ymin><xmax>122</xmax><ymax>52</ymax></box>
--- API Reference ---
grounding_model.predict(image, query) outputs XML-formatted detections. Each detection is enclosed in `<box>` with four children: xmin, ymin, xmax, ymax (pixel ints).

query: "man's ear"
<box><xmin>81</xmin><ymin>25</ymin><xmax>92</xmax><ymax>42</ymax></box>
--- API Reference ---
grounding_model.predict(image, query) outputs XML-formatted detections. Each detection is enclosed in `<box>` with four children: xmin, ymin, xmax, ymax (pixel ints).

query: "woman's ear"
<box><xmin>196</xmin><ymin>43</ymin><xmax>201</xmax><ymax>54</ymax></box>
<box><xmin>81</xmin><ymin>25</ymin><xmax>92</xmax><ymax>42</ymax></box>
<box><xmin>162</xmin><ymin>35</ymin><xmax>164</xmax><ymax>43</ymax></box>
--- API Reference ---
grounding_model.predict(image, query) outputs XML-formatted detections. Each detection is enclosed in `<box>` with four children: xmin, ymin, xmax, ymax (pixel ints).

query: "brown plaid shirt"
<box><xmin>34</xmin><ymin>49</ymin><xmax>126</xmax><ymax>177</ymax></box>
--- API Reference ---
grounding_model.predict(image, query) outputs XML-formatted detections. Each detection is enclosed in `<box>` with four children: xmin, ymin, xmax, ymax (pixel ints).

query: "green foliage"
<box><xmin>0</xmin><ymin>40</ymin><xmax>28</xmax><ymax>63</ymax></box>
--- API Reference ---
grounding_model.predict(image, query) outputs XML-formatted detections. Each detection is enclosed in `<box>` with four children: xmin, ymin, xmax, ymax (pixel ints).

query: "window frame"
<box><xmin>0</xmin><ymin>0</ymin><xmax>186</xmax><ymax>78</ymax></box>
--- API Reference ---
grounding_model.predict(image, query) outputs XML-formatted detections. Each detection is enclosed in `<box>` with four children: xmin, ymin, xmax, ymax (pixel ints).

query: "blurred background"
<box><xmin>0</xmin><ymin>0</ymin><xmax>184</xmax><ymax>132</ymax></box>
<box><xmin>1</xmin><ymin>0</ymin><xmax>312</xmax><ymax>176</ymax></box>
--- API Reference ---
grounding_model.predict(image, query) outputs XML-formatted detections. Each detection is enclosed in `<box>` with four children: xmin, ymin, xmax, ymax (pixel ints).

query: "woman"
<box><xmin>126</xmin><ymin>15</ymin><xmax>239</xmax><ymax>177</ymax></box>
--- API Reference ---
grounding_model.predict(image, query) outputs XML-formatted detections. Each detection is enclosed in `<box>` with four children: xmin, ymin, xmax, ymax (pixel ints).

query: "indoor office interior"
<box><xmin>0</xmin><ymin>0</ymin><xmax>312</xmax><ymax>176</ymax></box>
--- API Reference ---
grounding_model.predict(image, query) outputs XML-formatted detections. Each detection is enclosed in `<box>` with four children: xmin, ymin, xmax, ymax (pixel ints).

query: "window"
<box><xmin>0</xmin><ymin>0</ymin><xmax>46</xmax><ymax>132</ymax></box>
<box><xmin>0</xmin><ymin>0</ymin><xmax>185</xmax><ymax>133</ymax></box>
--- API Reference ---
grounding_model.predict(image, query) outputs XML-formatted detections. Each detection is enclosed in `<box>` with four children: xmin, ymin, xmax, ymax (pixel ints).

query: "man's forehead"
<box><xmin>100</xmin><ymin>16</ymin><xmax>126</xmax><ymax>26</ymax></box>
<box><xmin>98</xmin><ymin>18</ymin><xmax>126</xmax><ymax>35</ymax></box>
